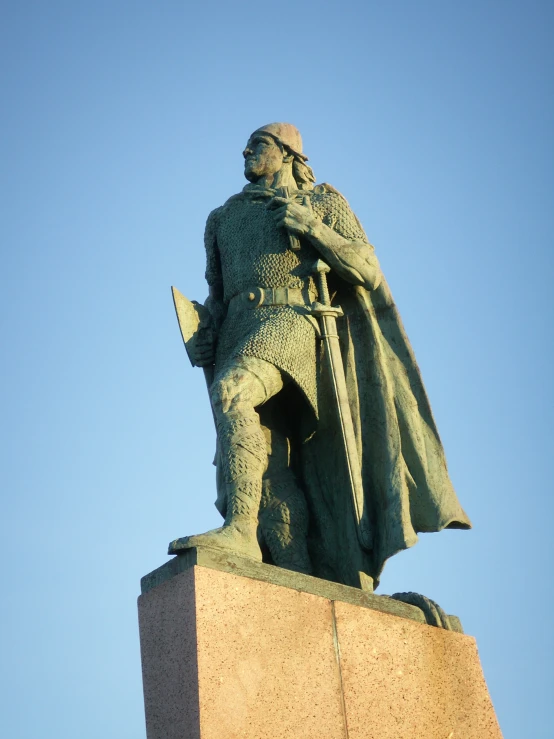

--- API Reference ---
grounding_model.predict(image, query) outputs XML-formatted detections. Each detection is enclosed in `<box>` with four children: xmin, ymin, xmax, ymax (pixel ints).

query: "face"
<box><xmin>243</xmin><ymin>134</ymin><xmax>285</xmax><ymax>182</ymax></box>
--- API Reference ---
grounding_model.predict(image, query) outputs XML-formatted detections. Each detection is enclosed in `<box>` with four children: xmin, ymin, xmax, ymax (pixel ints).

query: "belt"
<box><xmin>228</xmin><ymin>286</ymin><xmax>316</xmax><ymax>312</ymax></box>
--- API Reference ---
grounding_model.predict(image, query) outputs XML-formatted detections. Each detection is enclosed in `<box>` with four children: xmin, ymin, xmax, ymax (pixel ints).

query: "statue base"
<box><xmin>138</xmin><ymin>548</ymin><xmax>502</xmax><ymax>739</ymax></box>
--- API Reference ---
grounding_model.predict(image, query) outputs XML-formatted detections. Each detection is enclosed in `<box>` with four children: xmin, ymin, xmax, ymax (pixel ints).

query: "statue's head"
<box><xmin>243</xmin><ymin>123</ymin><xmax>315</xmax><ymax>189</ymax></box>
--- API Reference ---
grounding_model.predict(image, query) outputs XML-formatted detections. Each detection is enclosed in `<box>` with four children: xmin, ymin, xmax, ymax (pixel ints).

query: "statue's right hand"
<box><xmin>191</xmin><ymin>326</ymin><xmax>216</xmax><ymax>366</ymax></box>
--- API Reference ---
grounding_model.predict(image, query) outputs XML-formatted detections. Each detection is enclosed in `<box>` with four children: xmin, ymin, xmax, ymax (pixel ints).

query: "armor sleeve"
<box><xmin>204</xmin><ymin>207</ymin><xmax>223</xmax><ymax>289</ymax></box>
<box><xmin>203</xmin><ymin>207</ymin><xmax>227</xmax><ymax>331</ymax></box>
<box><xmin>310</xmin><ymin>187</ymin><xmax>382</xmax><ymax>291</ymax></box>
<box><xmin>319</xmin><ymin>188</ymin><xmax>369</xmax><ymax>244</ymax></box>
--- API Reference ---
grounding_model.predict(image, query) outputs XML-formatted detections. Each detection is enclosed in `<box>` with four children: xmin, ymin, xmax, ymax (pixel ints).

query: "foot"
<box><xmin>168</xmin><ymin>519</ymin><xmax>263</xmax><ymax>561</ymax></box>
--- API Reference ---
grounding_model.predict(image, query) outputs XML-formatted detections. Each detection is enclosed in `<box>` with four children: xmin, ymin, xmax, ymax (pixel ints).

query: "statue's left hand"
<box><xmin>267</xmin><ymin>196</ymin><xmax>318</xmax><ymax>237</ymax></box>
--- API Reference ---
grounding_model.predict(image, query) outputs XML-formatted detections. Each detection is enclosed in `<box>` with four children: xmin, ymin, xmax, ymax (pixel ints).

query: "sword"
<box><xmin>311</xmin><ymin>261</ymin><xmax>373</xmax><ymax>551</ymax></box>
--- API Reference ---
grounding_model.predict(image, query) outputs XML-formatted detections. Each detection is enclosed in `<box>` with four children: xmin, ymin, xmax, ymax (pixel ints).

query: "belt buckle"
<box><xmin>273</xmin><ymin>287</ymin><xmax>288</xmax><ymax>305</ymax></box>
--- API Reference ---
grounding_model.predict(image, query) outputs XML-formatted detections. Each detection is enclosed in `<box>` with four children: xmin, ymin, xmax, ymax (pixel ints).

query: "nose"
<box><xmin>243</xmin><ymin>146</ymin><xmax>252</xmax><ymax>158</ymax></box>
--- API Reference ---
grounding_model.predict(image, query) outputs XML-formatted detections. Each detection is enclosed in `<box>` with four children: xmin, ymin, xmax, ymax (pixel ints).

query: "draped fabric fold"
<box><xmin>301</xmin><ymin>276</ymin><xmax>471</xmax><ymax>589</ymax></box>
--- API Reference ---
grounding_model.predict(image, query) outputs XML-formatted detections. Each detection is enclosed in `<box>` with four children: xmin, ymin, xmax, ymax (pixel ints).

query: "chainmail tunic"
<box><xmin>205</xmin><ymin>183</ymin><xmax>369</xmax><ymax>416</ymax></box>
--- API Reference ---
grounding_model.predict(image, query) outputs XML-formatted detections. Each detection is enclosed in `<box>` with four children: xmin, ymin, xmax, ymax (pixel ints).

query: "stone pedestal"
<box><xmin>138</xmin><ymin>549</ymin><xmax>502</xmax><ymax>739</ymax></box>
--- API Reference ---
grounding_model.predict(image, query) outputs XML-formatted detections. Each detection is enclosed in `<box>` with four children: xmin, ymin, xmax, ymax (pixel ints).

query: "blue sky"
<box><xmin>2</xmin><ymin>2</ymin><xmax>553</xmax><ymax>737</ymax></box>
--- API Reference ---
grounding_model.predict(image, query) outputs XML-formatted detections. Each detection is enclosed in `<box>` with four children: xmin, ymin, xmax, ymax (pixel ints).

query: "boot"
<box><xmin>169</xmin><ymin>414</ymin><xmax>266</xmax><ymax>561</ymax></box>
<box><xmin>259</xmin><ymin>473</ymin><xmax>312</xmax><ymax>574</ymax></box>
<box><xmin>168</xmin><ymin>476</ymin><xmax>263</xmax><ymax>560</ymax></box>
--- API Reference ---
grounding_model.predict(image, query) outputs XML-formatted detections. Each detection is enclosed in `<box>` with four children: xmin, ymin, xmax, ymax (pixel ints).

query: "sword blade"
<box><xmin>319</xmin><ymin>312</ymin><xmax>372</xmax><ymax>551</ymax></box>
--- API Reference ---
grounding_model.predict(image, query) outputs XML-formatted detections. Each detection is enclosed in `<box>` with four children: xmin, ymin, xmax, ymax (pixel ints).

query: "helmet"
<box><xmin>250</xmin><ymin>123</ymin><xmax>308</xmax><ymax>161</ymax></box>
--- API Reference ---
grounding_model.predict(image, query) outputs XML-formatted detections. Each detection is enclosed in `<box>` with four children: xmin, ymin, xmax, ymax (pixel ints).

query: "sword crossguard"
<box><xmin>310</xmin><ymin>302</ymin><xmax>343</xmax><ymax>319</ymax></box>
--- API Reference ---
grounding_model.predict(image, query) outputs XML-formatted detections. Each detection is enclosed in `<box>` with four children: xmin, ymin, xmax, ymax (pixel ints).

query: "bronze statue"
<box><xmin>169</xmin><ymin>123</ymin><xmax>471</xmax><ymax>591</ymax></box>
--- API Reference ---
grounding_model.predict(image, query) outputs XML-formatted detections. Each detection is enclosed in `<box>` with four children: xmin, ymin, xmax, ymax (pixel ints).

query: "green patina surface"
<box><xmin>167</xmin><ymin>123</ymin><xmax>471</xmax><ymax>603</ymax></box>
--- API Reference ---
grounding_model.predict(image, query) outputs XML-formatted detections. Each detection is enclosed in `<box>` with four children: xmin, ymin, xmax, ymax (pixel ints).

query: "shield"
<box><xmin>171</xmin><ymin>286</ymin><xmax>212</xmax><ymax>371</ymax></box>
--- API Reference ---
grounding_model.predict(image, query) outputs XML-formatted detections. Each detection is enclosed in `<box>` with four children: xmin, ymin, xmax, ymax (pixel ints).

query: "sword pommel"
<box><xmin>314</xmin><ymin>259</ymin><xmax>331</xmax><ymax>275</ymax></box>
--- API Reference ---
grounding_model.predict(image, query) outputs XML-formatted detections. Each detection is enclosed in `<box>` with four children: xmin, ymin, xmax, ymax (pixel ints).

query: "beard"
<box><xmin>244</xmin><ymin>150</ymin><xmax>283</xmax><ymax>183</ymax></box>
<box><xmin>244</xmin><ymin>158</ymin><xmax>263</xmax><ymax>182</ymax></box>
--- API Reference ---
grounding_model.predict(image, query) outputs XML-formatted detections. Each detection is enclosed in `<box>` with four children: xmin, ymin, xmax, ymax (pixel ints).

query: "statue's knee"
<box><xmin>212</xmin><ymin>375</ymin><xmax>260</xmax><ymax>420</ymax></box>
<box><xmin>209</xmin><ymin>377</ymin><xmax>228</xmax><ymax>414</ymax></box>
<box><xmin>211</xmin><ymin>376</ymin><xmax>243</xmax><ymax>417</ymax></box>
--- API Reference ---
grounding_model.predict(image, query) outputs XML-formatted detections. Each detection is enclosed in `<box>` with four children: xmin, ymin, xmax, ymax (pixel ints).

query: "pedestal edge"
<box><xmin>140</xmin><ymin>547</ymin><xmax>464</xmax><ymax>632</ymax></box>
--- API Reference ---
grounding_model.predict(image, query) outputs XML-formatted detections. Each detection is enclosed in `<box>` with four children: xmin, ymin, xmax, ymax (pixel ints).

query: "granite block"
<box><xmin>334</xmin><ymin>600</ymin><xmax>502</xmax><ymax>738</ymax></box>
<box><xmin>138</xmin><ymin>563</ymin><xmax>501</xmax><ymax>739</ymax></box>
<box><xmin>138</xmin><ymin>568</ymin><xmax>200</xmax><ymax>739</ymax></box>
<box><xmin>139</xmin><ymin>565</ymin><xmax>347</xmax><ymax>739</ymax></box>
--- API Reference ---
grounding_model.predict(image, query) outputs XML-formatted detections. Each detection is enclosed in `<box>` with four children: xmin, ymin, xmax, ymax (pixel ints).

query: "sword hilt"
<box><xmin>311</xmin><ymin>260</ymin><xmax>343</xmax><ymax>321</ymax></box>
<box><xmin>314</xmin><ymin>259</ymin><xmax>331</xmax><ymax>306</ymax></box>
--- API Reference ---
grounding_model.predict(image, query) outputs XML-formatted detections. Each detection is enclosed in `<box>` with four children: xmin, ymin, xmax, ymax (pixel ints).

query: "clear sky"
<box><xmin>2</xmin><ymin>1</ymin><xmax>552</xmax><ymax>737</ymax></box>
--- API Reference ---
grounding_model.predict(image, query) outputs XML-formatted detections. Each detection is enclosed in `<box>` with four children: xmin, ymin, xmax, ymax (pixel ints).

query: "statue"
<box><xmin>169</xmin><ymin>123</ymin><xmax>471</xmax><ymax>592</ymax></box>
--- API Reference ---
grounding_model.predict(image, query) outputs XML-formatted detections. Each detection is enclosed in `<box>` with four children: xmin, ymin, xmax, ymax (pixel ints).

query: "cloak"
<box><xmin>300</xmin><ymin>272</ymin><xmax>471</xmax><ymax>590</ymax></box>
<box><xmin>201</xmin><ymin>183</ymin><xmax>471</xmax><ymax>590</ymax></box>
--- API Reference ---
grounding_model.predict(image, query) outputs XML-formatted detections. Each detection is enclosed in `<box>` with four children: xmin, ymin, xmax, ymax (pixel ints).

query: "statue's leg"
<box><xmin>168</xmin><ymin>357</ymin><xmax>284</xmax><ymax>561</ymax></box>
<box><xmin>260</xmin><ymin>474</ymin><xmax>311</xmax><ymax>575</ymax></box>
<box><xmin>256</xmin><ymin>419</ymin><xmax>311</xmax><ymax>574</ymax></box>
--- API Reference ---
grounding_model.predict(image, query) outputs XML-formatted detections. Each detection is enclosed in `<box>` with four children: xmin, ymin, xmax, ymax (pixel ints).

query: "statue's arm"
<box><xmin>203</xmin><ymin>207</ymin><xmax>227</xmax><ymax>333</ymax></box>
<box><xmin>191</xmin><ymin>208</ymin><xmax>226</xmax><ymax>368</ymax></box>
<box><xmin>304</xmin><ymin>220</ymin><xmax>381</xmax><ymax>291</ymax></box>
<box><xmin>269</xmin><ymin>191</ymin><xmax>381</xmax><ymax>291</ymax></box>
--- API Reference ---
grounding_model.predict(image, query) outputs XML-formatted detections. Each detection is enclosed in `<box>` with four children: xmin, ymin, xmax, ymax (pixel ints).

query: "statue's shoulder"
<box><xmin>311</xmin><ymin>183</ymin><xmax>368</xmax><ymax>239</ymax></box>
<box><xmin>311</xmin><ymin>182</ymin><xmax>356</xmax><ymax>213</ymax></box>
<box><xmin>208</xmin><ymin>192</ymin><xmax>248</xmax><ymax>221</ymax></box>
<box><xmin>206</xmin><ymin>204</ymin><xmax>223</xmax><ymax>219</ymax></box>
<box><xmin>313</xmin><ymin>182</ymin><xmax>345</xmax><ymax>197</ymax></box>
<box><xmin>205</xmin><ymin>192</ymin><xmax>253</xmax><ymax>240</ymax></box>
<box><xmin>311</xmin><ymin>182</ymin><xmax>351</xmax><ymax>206</ymax></box>
<box><xmin>221</xmin><ymin>191</ymin><xmax>246</xmax><ymax>207</ymax></box>
<box><xmin>205</xmin><ymin>205</ymin><xmax>222</xmax><ymax>232</ymax></box>
<box><xmin>205</xmin><ymin>195</ymin><xmax>240</xmax><ymax>225</ymax></box>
